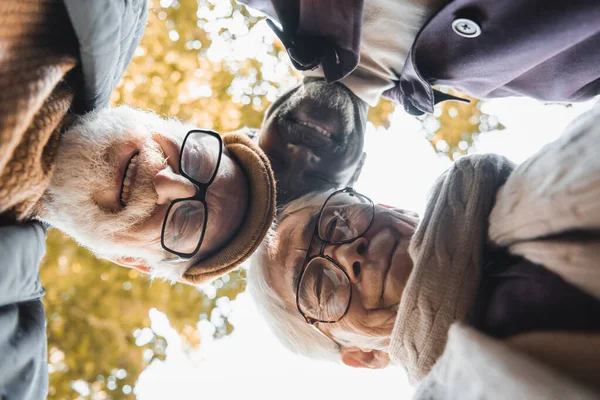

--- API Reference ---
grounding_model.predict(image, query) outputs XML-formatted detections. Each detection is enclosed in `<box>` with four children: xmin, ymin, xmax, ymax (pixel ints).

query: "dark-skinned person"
<box><xmin>238</xmin><ymin>0</ymin><xmax>600</xmax><ymax>203</ymax></box>
<box><xmin>255</xmin><ymin>77</ymin><xmax>368</xmax><ymax>204</ymax></box>
<box><xmin>248</xmin><ymin>105</ymin><xmax>600</xmax><ymax>399</ymax></box>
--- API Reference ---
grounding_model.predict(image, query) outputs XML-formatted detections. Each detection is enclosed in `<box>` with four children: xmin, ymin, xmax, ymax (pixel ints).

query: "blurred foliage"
<box><xmin>112</xmin><ymin>0</ymin><xmax>295</xmax><ymax>133</ymax></box>
<box><xmin>368</xmin><ymin>98</ymin><xmax>396</xmax><ymax>129</ymax></box>
<box><xmin>112</xmin><ymin>0</ymin><xmax>399</xmax><ymax>133</ymax></box>
<box><xmin>420</xmin><ymin>89</ymin><xmax>505</xmax><ymax>160</ymax></box>
<box><xmin>43</xmin><ymin>1</ymin><xmax>502</xmax><ymax>399</ymax></box>
<box><xmin>42</xmin><ymin>231</ymin><xmax>244</xmax><ymax>399</ymax></box>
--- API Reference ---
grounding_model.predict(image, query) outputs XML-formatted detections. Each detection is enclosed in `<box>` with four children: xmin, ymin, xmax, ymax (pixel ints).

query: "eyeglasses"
<box><xmin>296</xmin><ymin>188</ymin><xmax>375</xmax><ymax>332</ymax></box>
<box><xmin>160</xmin><ymin>129</ymin><xmax>222</xmax><ymax>259</ymax></box>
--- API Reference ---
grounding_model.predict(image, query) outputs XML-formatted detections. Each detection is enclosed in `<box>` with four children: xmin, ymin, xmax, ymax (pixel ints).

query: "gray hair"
<box><xmin>247</xmin><ymin>190</ymin><xmax>342</xmax><ymax>362</ymax></box>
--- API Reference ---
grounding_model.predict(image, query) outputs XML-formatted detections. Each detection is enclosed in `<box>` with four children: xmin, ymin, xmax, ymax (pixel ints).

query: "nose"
<box><xmin>327</xmin><ymin>237</ymin><xmax>369</xmax><ymax>284</ymax></box>
<box><xmin>287</xmin><ymin>143</ymin><xmax>320</xmax><ymax>169</ymax></box>
<box><xmin>154</xmin><ymin>165</ymin><xmax>196</xmax><ymax>205</ymax></box>
<box><xmin>152</xmin><ymin>133</ymin><xmax>181</xmax><ymax>171</ymax></box>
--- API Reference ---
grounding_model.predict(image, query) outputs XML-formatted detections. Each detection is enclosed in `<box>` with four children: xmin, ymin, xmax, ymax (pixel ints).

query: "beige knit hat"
<box><xmin>180</xmin><ymin>132</ymin><xmax>276</xmax><ymax>285</ymax></box>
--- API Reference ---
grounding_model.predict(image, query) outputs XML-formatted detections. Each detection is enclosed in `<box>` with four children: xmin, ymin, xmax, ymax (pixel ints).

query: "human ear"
<box><xmin>107</xmin><ymin>255</ymin><xmax>152</xmax><ymax>274</ymax></box>
<box><xmin>341</xmin><ymin>347</ymin><xmax>390</xmax><ymax>369</ymax></box>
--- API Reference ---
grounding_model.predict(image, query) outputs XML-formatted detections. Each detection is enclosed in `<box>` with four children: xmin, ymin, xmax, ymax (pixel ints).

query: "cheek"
<box><xmin>208</xmin><ymin>158</ymin><xmax>247</xmax><ymax>209</ymax></box>
<box><xmin>119</xmin><ymin>216</ymin><xmax>165</xmax><ymax>251</ymax></box>
<box><xmin>340</xmin><ymin>289</ymin><xmax>369</xmax><ymax>329</ymax></box>
<box><xmin>258</xmin><ymin>129</ymin><xmax>275</xmax><ymax>148</ymax></box>
<box><xmin>338</xmin><ymin>293</ymin><xmax>396</xmax><ymax>338</ymax></box>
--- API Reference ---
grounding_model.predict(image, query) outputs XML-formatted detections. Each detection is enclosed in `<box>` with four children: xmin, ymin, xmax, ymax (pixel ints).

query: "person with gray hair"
<box><xmin>248</xmin><ymin>106</ymin><xmax>600</xmax><ymax>398</ymax></box>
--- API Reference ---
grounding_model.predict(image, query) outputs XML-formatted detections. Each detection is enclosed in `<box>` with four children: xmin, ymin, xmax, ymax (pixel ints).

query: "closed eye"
<box><xmin>315</xmin><ymin>270</ymin><xmax>324</xmax><ymax>304</ymax></box>
<box><xmin>324</xmin><ymin>216</ymin><xmax>338</xmax><ymax>239</ymax></box>
<box><xmin>171</xmin><ymin>208</ymin><xmax>191</xmax><ymax>239</ymax></box>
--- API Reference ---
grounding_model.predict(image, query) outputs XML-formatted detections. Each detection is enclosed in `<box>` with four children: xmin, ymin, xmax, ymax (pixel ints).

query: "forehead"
<box><xmin>268</xmin><ymin>207</ymin><xmax>320</xmax><ymax>304</ymax></box>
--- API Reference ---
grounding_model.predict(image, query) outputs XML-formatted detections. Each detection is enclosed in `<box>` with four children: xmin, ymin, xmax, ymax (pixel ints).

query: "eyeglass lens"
<box><xmin>163</xmin><ymin>200</ymin><xmax>206</xmax><ymax>254</ymax></box>
<box><xmin>318</xmin><ymin>191</ymin><xmax>373</xmax><ymax>243</ymax></box>
<box><xmin>181</xmin><ymin>131</ymin><xmax>221</xmax><ymax>184</ymax></box>
<box><xmin>298</xmin><ymin>257</ymin><xmax>352</xmax><ymax>322</ymax></box>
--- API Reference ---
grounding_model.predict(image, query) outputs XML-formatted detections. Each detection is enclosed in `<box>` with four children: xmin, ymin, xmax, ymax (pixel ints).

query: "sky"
<box><xmin>130</xmin><ymin>97</ymin><xmax>596</xmax><ymax>400</ymax></box>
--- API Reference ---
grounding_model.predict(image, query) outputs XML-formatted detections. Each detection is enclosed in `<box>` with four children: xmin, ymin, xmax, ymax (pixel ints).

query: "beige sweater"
<box><xmin>0</xmin><ymin>0</ymin><xmax>78</xmax><ymax>224</ymax></box>
<box><xmin>389</xmin><ymin>105</ymin><xmax>600</xmax><ymax>393</ymax></box>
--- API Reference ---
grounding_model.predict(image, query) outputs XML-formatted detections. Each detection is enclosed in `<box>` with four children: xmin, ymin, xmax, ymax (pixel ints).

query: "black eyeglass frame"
<box><xmin>160</xmin><ymin>129</ymin><xmax>223</xmax><ymax>259</ymax></box>
<box><xmin>295</xmin><ymin>187</ymin><xmax>375</xmax><ymax>326</ymax></box>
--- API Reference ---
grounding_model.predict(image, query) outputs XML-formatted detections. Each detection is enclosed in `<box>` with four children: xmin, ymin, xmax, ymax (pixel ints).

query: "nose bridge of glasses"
<box><xmin>154</xmin><ymin>167</ymin><xmax>195</xmax><ymax>204</ymax></box>
<box><xmin>176</xmin><ymin>172</ymin><xmax>199</xmax><ymax>199</ymax></box>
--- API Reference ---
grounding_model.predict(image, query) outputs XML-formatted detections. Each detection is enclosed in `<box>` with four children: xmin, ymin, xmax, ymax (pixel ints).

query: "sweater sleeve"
<box><xmin>0</xmin><ymin>222</ymin><xmax>48</xmax><ymax>400</ymax></box>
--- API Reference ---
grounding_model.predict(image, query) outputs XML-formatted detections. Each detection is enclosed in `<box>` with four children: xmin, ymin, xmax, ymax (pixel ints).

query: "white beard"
<box><xmin>40</xmin><ymin>105</ymin><xmax>195</xmax><ymax>281</ymax></box>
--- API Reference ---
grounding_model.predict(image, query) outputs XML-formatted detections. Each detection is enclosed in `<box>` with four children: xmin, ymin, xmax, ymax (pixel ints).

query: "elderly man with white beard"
<box><xmin>1</xmin><ymin>103</ymin><xmax>276</xmax><ymax>398</ymax></box>
<box><xmin>0</xmin><ymin>1</ymin><xmax>147</xmax><ymax>398</ymax></box>
<box><xmin>0</xmin><ymin>1</ymin><xmax>275</xmax><ymax>398</ymax></box>
<box><xmin>40</xmin><ymin>105</ymin><xmax>276</xmax><ymax>283</ymax></box>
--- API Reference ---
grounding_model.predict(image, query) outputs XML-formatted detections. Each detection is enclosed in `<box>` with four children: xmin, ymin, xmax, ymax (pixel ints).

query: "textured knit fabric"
<box><xmin>488</xmin><ymin>104</ymin><xmax>600</xmax><ymax>299</ymax></box>
<box><xmin>0</xmin><ymin>0</ymin><xmax>78</xmax><ymax>224</ymax></box>
<box><xmin>389</xmin><ymin>105</ymin><xmax>600</xmax><ymax>385</ymax></box>
<box><xmin>389</xmin><ymin>154</ymin><xmax>515</xmax><ymax>383</ymax></box>
<box><xmin>414</xmin><ymin>324</ymin><xmax>599</xmax><ymax>400</ymax></box>
<box><xmin>182</xmin><ymin>132</ymin><xmax>277</xmax><ymax>284</ymax></box>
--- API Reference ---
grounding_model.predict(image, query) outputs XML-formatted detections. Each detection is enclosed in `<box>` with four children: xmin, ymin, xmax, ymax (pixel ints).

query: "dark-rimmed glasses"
<box><xmin>295</xmin><ymin>188</ymin><xmax>375</xmax><ymax>339</ymax></box>
<box><xmin>160</xmin><ymin>129</ymin><xmax>222</xmax><ymax>259</ymax></box>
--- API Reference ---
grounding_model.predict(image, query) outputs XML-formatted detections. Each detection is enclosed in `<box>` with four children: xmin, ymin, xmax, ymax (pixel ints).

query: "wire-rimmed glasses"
<box><xmin>295</xmin><ymin>188</ymin><xmax>375</xmax><ymax>326</ymax></box>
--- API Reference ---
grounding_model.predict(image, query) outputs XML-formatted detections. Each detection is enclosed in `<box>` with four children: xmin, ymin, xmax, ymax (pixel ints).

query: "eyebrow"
<box><xmin>287</xmin><ymin>212</ymin><xmax>320</xmax><ymax>292</ymax></box>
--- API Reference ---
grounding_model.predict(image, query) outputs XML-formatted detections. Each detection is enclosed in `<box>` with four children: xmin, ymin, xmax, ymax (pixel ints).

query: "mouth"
<box><xmin>284</xmin><ymin>118</ymin><xmax>336</xmax><ymax>149</ymax></box>
<box><xmin>119</xmin><ymin>151</ymin><xmax>140</xmax><ymax>208</ymax></box>
<box><xmin>290</xmin><ymin>118</ymin><xmax>332</xmax><ymax>139</ymax></box>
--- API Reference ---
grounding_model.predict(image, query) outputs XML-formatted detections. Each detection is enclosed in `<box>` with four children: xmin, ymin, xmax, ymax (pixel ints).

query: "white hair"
<box><xmin>247</xmin><ymin>191</ymin><xmax>342</xmax><ymax>361</ymax></box>
<box><xmin>249</xmin><ymin>188</ymin><xmax>408</xmax><ymax>359</ymax></box>
<box><xmin>41</xmin><ymin>105</ymin><xmax>197</xmax><ymax>282</ymax></box>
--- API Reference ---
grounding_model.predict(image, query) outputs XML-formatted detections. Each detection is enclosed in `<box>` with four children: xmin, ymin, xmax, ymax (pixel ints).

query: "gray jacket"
<box><xmin>64</xmin><ymin>0</ymin><xmax>148</xmax><ymax>112</ymax></box>
<box><xmin>0</xmin><ymin>1</ymin><xmax>147</xmax><ymax>398</ymax></box>
<box><xmin>0</xmin><ymin>223</ymin><xmax>48</xmax><ymax>400</ymax></box>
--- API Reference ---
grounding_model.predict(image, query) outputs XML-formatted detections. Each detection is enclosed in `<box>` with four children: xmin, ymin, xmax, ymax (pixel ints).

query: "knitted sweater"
<box><xmin>390</xmin><ymin>104</ymin><xmax>600</xmax><ymax>386</ymax></box>
<box><xmin>0</xmin><ymin>0</ymin><xmax>78</xmax><ymax>225</ymax></box>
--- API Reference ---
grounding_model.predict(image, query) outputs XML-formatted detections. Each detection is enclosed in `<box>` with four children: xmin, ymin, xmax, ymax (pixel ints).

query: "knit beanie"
<box><xmin>180</xmin><ymin>132</ymin><xmax>276</xmax><ymax>284</ymax></box>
